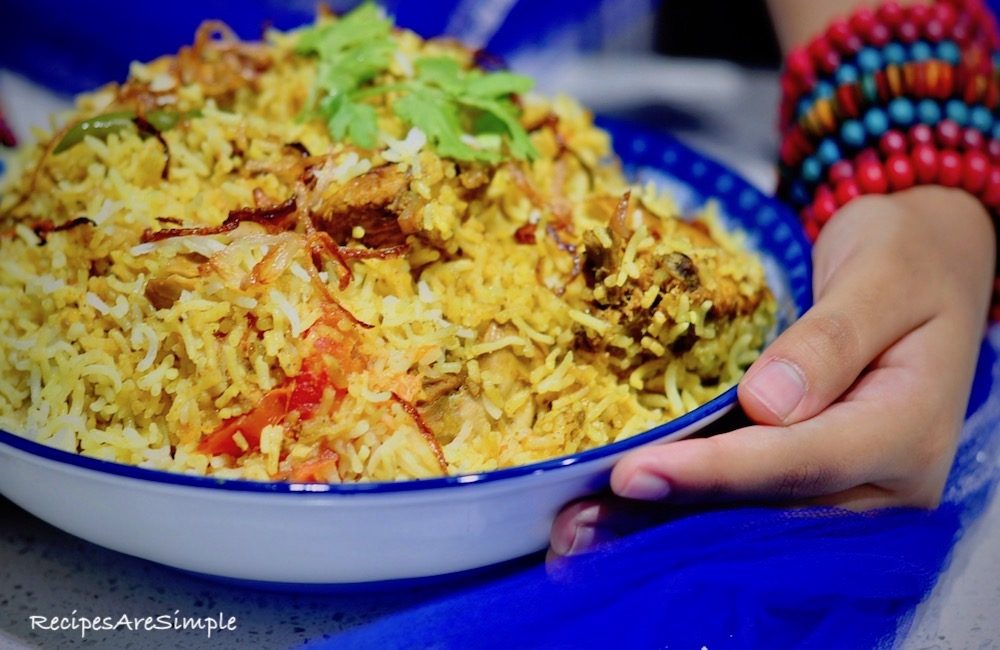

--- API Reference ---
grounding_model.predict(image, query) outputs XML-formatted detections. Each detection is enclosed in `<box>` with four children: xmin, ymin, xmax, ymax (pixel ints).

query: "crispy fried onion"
<box><xmin>390</xmin><ymin>391</ymin><xmax>448</xmax><ymax>473</ymax></box>
<box><xmin>203</xmin><ymin>231</ymin><xmax>304</xmax><ymax>288</ymax></box>
<box><xmin>1</xmin><ymin>216</ymin><xmax>96</xmax><ymax>246</ymax></box>
<box><xmin>610</xmin><ymin>190</ymin><xmax>633</xmax><ymax>239</ymax></box>
<box><xmin>139</xmin><ymin>165</ymin><xmax>411</xmax><ymax>329</ymax></box>
<box><xmin>505</xmin><ymin>164</ymin><xmax>583</xmax><ymax>293</ymax></box>
<box><xmin>172</xmin><ymin>21</ymin><xmax>272</xmax><ymax>100</ymax></box>
<box><xmin>31</xmin><ymin>217</ymin><xmax>96</xmax><ymax>246</ymax></box>
<box><xmin>141</xmin><ymin>197</ymin><xmax>298</xmax><ymax>243</ymax></box>
<box><xmin>0</xmin><ymin>121</ymin><xmax>75</xmax><ymax>220</ymax></box>
<box><xmin>133</xmin><ymin>115</ymin><xmax>171</xmax><ymax>180</ymax></box>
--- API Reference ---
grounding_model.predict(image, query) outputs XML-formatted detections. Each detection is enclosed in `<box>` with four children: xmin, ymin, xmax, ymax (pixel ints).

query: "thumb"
<box><xmin>738</xmin><ymin>223</ymin><xmax>930</xmax><ymax>425</ymax></box>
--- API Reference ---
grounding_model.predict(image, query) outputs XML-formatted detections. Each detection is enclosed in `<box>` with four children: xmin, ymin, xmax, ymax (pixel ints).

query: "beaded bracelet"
<box><xmin>779</xmin><ymin>0</ymin><xmax>1000</xmax><ymax>123</ymax></box>
<box><xmin>777</xmin><ymin>0</ymin><xmax>1000</xmax><ymax>243</ymax></box>
<box><xmin>781</xmin><ymin>40</ymin><xmax>999</xmax><ymax>162</ymax></box>
<box><xmin>782</xmin><ymin>98</ymin><xmax>998</xmax><ymax>188</ymax></box>
<box><xmin>782</xmin><ymin>35</ymin><xmax>998</xmax><ymax>126</ymax></box>
<box><xmin>788</xmin><ymin>63</ymin><xmax>999</xmax><ymax>151</ymax></box>
<box><xmin>799</xmin><ymin>140</ymin><xmax>998</xmax><ymax>237</ymax></box>
<box><xmin>782</xmin><ymin>117</ymin><xmax>1000</xmax><ymax>206</ymax></box>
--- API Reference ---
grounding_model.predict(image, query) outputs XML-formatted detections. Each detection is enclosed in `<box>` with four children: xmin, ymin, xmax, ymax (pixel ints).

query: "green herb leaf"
<box><xmin>458</xmin><ymin>96</ymin><xmax>536</xmax><ymax>160</ymax></box>
<box><xmin>394</xmin><ymin>90</ymin><xmax>495</xmax><ymax>163</ymax></box>
<box><xmin>315</xmin><ymin>39</ymin><xmax>395</xmax><ymax>97</ymax></box>
<box><xmin>325</xmin><ymin>95</ymin><xmax>379</xmax><ymax>150</ymax></box>
<box><xmin>295</xmin><ymin>3</ymin><xmax>391</xmax><ymax>57</ymax></box>
<box><xmin>295</xmin><ymin>3</ymin><xmax>538</xmax><ymax>162</ymax></box>
<box><xmin>411</xmin><ymin>56</ymin><xmax>537</xmax><ymax>161</ymax></box>
<box><xmin>298</xmin><ymin>2</ymin><xmax>395</xmax><ymax>109</ymax></box>
<box><xmin>463</xmin><ymin>71</ymin><xmax>534</xmax><ymax>99</ymax></box>
<box><xmin>413</xmin><ymin>57</ymin><xmax>466</xmax><ymax>95</ymax></box>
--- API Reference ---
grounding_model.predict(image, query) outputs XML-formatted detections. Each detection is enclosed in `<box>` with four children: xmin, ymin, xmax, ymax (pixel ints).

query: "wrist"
<box><xmin>895</xmin><ymin>186</ymin><xmax>996</xmax><ymax>297</ymax></box>
<box><xmin>820</xmin><ymin>185</ymin><xmax>995</xmax><ymax>318</ymax></box>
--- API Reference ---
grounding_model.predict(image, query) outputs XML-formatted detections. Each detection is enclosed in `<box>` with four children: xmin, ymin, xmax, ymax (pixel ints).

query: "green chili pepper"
<box><xmin>54</xmin><ymin>109</ymin><xmax>200</xmax><ymax>154</ymax></box>
<box><xmin>54</xmin><ymin>111</ymin><xmax>135</xmax><ymax>154</ymax></box>
<box><xmin>144</xmin><ymin>109</ymin><xmax>191</xmax><ymax>133</ymax></box>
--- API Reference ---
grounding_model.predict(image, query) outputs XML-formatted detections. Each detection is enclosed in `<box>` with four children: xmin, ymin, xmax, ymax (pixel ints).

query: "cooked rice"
<box><xmin>0</xmin><ymin>14</ymin><xmax>775</xmax><ymax>482</ymax></box>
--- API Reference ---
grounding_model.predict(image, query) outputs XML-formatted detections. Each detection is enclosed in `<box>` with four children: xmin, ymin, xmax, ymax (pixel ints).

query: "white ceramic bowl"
<box><xmin>0</xmin><ymin>121</ymin><xmax>813</xmax><ymax>585</ymax></box>
<box><xmin>0</xmin><ymin>404</ymin><xmax>732</xmax><ymax>585</ymax></box>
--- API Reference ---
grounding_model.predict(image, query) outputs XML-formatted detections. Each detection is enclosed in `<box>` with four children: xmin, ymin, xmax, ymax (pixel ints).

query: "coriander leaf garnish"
<box><xmin>296</xmin><ymin>3</ymin><xmax>538</xmax><ymax>163</ymax></box>
<box><xmin>323</xmin><ymin>95</ymin><xmax>380</xmax><ymax>149</ymax></box>
<box><xmin>295</xmin><ymin>3</ymin><xmax>393</xmax><ymax>59</ymax></box>
<box><xmin>463</xmin><ymin>71</ymin><xmax>534</xmax><ymax>99</ymax></box>
<box><xmin>394</xmin><ymin>89</ymin><xmax>489</xmax><ymax>163</ymax></box>
<box><xmin>457</xmin><ymin>96</ymin><xmax>536</xmax><ymax>161</ymax></box>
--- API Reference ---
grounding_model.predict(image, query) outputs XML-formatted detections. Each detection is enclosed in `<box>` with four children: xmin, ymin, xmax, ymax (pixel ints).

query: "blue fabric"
<box><xmin>311</xmin><ymin>330</ymin><xmax>1000</xmax><ymax>649</ymax></box>
<box><xmin>1</xmin><ymin>0</ymin><xmax>648</xmax><ymax>95</ymax></box>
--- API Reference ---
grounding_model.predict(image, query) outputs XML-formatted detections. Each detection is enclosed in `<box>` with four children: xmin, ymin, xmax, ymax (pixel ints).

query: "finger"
<box><xmin>549</xmin><ymin>499</ymin><xmax>608</xmax><ymax>557</ymax></box>
<box><xmin>739</xmin><ymin>218</ymin><xmax>934</xmax><ymax>425</ymax></box>
<box><xmin>611</xmin><ymin>394</ymin><xmax>914</xmax><ymax>504</ymax></box>
<box><xmin>549</xmin><ymin>496</ymin><xmax>665</xmax><ymax>557</ymax></box>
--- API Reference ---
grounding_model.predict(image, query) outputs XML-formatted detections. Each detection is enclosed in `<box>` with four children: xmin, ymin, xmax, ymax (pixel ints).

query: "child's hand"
<box><xmin>550</xmin><ymin>186</ymin><xmax>995</xmax><ymax>557</ymax></box>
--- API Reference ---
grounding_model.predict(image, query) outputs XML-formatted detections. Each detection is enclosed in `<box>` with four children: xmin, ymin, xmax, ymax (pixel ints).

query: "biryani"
<box><xmin>0</xmin><ymin>5</ymin><xmax>774</xmax><ymax>482</ymax></box>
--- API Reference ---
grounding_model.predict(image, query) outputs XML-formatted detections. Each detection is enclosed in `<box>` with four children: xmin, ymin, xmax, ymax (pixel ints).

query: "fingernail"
<box><xmin>567</xmin><ymin>524</ymin><xmax>620</xmax><ymax>555</ymax></box>
<box><xmin>568</xmin><ymin>525</ymin><xmax>596</xmax><ymax>555</ymax></box>
<box><xmin>620</xmin><ymin>472</ymin><xmax>671</xmax><ymax>500</ymax></box>
<box><xmin>744</xmin><ymin>359</ymin><xmax>806</xmax><ymax>421</ymax></box>
<box><xmin>551</xmin><ymin>506</ymin><xmax>601</xmax><ymax>556</ymax></box>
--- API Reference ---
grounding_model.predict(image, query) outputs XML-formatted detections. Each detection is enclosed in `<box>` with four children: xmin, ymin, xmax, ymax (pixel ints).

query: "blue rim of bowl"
<box><xmin>0</xmin><ymin>118</ymin><xmax>813</xmax><ymax>494</ymax></box>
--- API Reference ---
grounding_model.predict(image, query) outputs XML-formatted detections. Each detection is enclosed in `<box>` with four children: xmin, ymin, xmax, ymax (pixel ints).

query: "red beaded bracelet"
<box><xmin>780</xmin><ymin>121</ymin><xmax>1000</xmax><ymax>208</ymax></box>
<box><xmin>0</xmin><ymin>107</ymin><xmax>15</xmax><ymax>149</ymax></box>
<box><xmin>801</xmin><ymin>142</ymin><xmax>999</xmax><ymax>237</ymax></box>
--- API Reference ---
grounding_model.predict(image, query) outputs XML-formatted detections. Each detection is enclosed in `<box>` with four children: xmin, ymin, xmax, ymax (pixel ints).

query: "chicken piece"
<box><xmin>314</xmin><ymin>165</ymin><xmax>419</xmax><ymax>248</ymax></box>
<box><xmin>422</xmin><ymin>323</ymin><xmax>536</xmax><ymax>445</ymax></box>
<box><xmin>422</xmin><ymin>385</ymin><xmax>491</xmax><ymax>445</ymax></box>
<box><xmin>579</xmin><ymin>215</ymin><xmax>769</xmax><ymax>365</ymax></box>
<box><xmin>143</xmin><ymin>254</ymin><xmax>204</xmax><ymax>309</ymax></box>
<box><xmin>419</xmin><ymin>373</ymin><xmax>465</xmax><ymax>406</ymax></box>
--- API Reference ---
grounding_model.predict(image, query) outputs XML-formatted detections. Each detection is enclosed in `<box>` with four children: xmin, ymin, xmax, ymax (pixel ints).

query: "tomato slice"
<box><xmin>198</xmin><ymin>384</ymin><xmax>293</xmax><ymax>457</ymax></box>
<box><xmin>199</xmin><ymin>318</ymin><xmax>356</xmax><ymax>460</ymax></box>
<box><xmin>288</xmin><ymin>449</ymin><xmax>340</xmax><ymax>483</ymax></box>
<box><xmin>289</xmin><ymin>371</ymin><xmax>327</xmax><ymax>419</ymax></box>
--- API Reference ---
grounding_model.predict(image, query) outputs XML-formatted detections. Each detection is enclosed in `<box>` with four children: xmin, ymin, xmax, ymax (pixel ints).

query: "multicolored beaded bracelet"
<box><xmin>792</xmin><ymin>58</ymin><xmax>999</xmax><ymax>139</ymax></box>
<box><xmin>778</xmin><ymin>0</ymin><xmax>1000</xmax><ymax>241</ymax></box>
<box><xmin>782</xmin><ymin>120</ymin><xmax>1000</xmax><ymax>208</ymax></box>
<box><xmin>782</xmin><ymin>96</ymin><xmax>998</xmax><ymax>181</ymax></box>
<box><xmin>780</xmin><ymin>0</ymin><xmax>1000</xmax><ymax>123</ymax></box>
<box><xmin>793</xmin><ymin>39</ymin><xmax>965</xmax><ymax>113</ymax></box>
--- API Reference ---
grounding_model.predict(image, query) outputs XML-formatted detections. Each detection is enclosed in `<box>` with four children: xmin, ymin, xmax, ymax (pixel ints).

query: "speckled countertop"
<box><xmin>0</xmin><ymin>494</ymin><xmax>473</xmax><ymax>649</ymax></box>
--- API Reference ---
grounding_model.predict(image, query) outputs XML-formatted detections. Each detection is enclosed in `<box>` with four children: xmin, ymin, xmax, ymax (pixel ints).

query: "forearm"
<box><xmin>766</xmin><ymin>0</ymin><xmax>921</xmax><ymax>51</ymax></box>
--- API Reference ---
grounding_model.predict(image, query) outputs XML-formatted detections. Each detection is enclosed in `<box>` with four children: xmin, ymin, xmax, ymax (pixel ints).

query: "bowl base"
<box><xmin>175</xmin><ymin>551</ymin><xmax>545</xmax><ymax>594</ymax></box>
